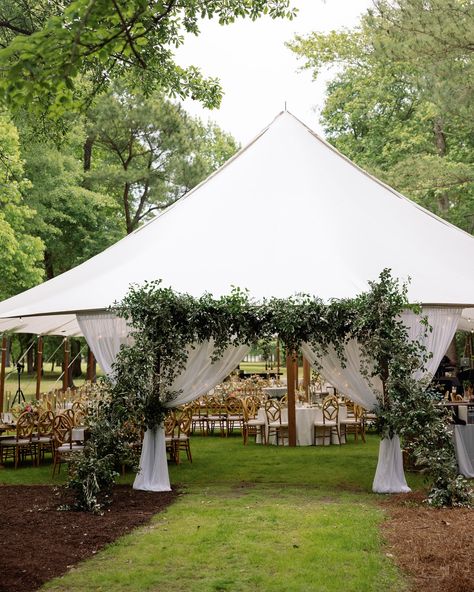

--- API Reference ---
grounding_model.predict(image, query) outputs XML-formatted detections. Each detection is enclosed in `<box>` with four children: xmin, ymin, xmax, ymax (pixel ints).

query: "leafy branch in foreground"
<box><xmin>0</xmin><ymin>0</ymin><xmax>296</xmax><ymax>117</ymax></box>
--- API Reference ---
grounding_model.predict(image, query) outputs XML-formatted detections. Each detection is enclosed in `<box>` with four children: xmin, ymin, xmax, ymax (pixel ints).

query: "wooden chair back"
<box><xmin>16</xmin><ymin>411</ymin><xmax>34</xmax><ymax>440</ymax></box>
<box><xmin>53</xmin><ymin>413</ymin><xmax>73</xmax><ymax>446</ymax></box>
<box><xmin>264</xmin><ymin>399</ymin><xmax>282</xmax><ymax>424</ymax></box>
<box><xmin>164</xmin><ymin>411</ymin><xmax>177</xmax><ymax>437</ymax></box>
<box><xmin>37</xmin><ymin>410</ymin><xmax>55</xmax><ymax>437</ymax></box>
<box><xmin>322</xmin><ymin>396</ymin><xmax>339</xmax><ymax>422</ymax></box>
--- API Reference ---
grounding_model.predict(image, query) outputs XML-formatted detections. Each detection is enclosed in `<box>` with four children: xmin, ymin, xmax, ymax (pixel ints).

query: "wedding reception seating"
<box><xmin>242</xmin><ymin>396</ymin><xmax>266</xmax><ymax>445</ymax></box>
<box><xmin>314</xmin><ymin>396</ymin><xmax>341</xmax><ymax>446</ymax></box>
<box><xmin>35</xmin><ymin>409</ymin><xmax>55</xmax><ymax>463</ymax></box>
<box><xmin>0</xmin><ymin>411</ymin><xmax>35</xmax><ymax>468</ymax></box>
<box><xmin>264</xmin><ymin>399</ymin><xmax>288</xmax><ymax>446</ymax></box>
<box><xmin>340</xmin><ymin>402</ymin><xmax>366</xmax><ymax>443</ymax></box>
<box><xmin>52</xmin><ymin>413</ymin><xmax>83</xmax><ymax>475</ymax></box>
<box><xmin>165</xmin><ymin>407</ymin><xmax>193</xmax><ymax>464</ymax></box>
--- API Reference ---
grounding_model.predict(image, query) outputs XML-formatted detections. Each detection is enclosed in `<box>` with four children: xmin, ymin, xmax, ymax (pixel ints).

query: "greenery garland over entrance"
<box><xmin>68</xmin><ymin>270</ymin><xmax>472</xmax><ymax>511</ymax></box>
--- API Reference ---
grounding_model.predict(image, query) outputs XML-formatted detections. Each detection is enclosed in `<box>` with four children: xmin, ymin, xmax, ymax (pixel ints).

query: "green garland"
<box><xmin>66</xmin><ymin>270</ymin><xmax>472</xmax><ymax>511</ymax></box>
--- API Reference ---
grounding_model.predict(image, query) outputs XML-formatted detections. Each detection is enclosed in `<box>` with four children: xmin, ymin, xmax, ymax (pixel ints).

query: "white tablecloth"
<box><xmin>71</xmin><ymin>427</ymin><xmax>85</xmax><ymax>442</ymax></box>
<box><xmin>262</xmin><ymin>387</ymin><xmax>287</xmax><ymax>399</ymax></box>
<box><xmin>454</xmin><ymin>425</ymin><xmax>474</xmax><ymax>478</ymax></box>
<box><xmin>257</xmin><ymin>405</ymin><xmax>347</xmax><ymax>446</ymax></box>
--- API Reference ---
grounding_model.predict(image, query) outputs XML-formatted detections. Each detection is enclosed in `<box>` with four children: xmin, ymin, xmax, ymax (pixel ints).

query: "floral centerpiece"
<box><xmin>10</xmin><ymin>400</ymin><xmax>42</xmax><ymax>419</ymax></box>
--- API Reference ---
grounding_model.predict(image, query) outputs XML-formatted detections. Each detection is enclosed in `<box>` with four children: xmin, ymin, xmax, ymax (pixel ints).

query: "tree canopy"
<box><xmin>0</xmin><ymin>0</ymin><xmax>295</xmax><ymax>118</ymax></box>
<box><xmin>0</xmin><ymin>114</ymin><xmax>44</xmax><ymax>299</ymax></box>
<box><xmin>85</xmin><ymin>85</ymin><xmax>238</xmax><ymax>233</ymax></box>
<box><xmin>288</xmin><ymin>0</ymin><xmax>474</xmax><ymax>233</ymax></box>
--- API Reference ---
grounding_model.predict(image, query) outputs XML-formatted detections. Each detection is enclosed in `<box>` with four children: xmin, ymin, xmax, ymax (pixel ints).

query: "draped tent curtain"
<box><xmin>302</xmin><ymin>306</ymin><xmax>463</xmax><ymax>494</ymax></box>
<box><xmin>301</xmin><ymin>341</ymin><xmax>380</xmax><ymax>411</ymax></box>
<box><xmin>77</xmin><ymin>313</ymin><xmax>133</xmax><ymax>377</ymax></box>
<box><xmin>400</xmin><ymin>307</ymin><xmax>462</xmax><ymax>380</ymax></box>
<box><xmin>78</xmin><ymin>312</ymin><xmax>249</xmax><ymax>492</ymax></box>
<box><xmin>133</xmin><ymin>341</ymin><xmax>250</xmax><ymax>491</ymax></box>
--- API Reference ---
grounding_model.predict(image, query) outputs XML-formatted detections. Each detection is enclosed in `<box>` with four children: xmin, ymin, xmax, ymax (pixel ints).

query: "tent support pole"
<box><xmin>35</xmin><ymin>336</ymin><xmax>43</xmax><ymax>400</ymax></box>
<box><xmin>63</xmin><ymin>338</ymin><xmax>69</xmax><ymax>392</ymax></box>
<box><xmin>86</xmin><ymin>347</ymin><xmax>96</xmax><ymax>382</ymax></box>
<box><xmin>294</xmin><ymin>354</ymin><xmax>299</xmax><ymax>393</ymax></box>
<box><xmin>276</xmin><ymin>339</ymin><xmax>280</xmax><ymax>378</ymax></box>
<box><xmin>286</xmin><ymin>351</ymin><xmax>296</xmax><ymax>446</ymax></box>
<box><xmin>303</xmin><ymin>357</ymin><xmax>311</xmax><ymax>401</ymax></box>
<box><xmin>0</xmin><ymin>335</ymin><xmax>6</xmax><ymax>412</ymax></box>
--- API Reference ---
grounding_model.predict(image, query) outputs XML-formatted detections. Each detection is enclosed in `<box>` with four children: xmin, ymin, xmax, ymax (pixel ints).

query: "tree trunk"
<box><xmin>433</xmin><ymin>117</ymin><xmax>450</xmax><ymax>214</ymax></box>
<box><xmin>70</xmin><ymin>339</ymin><xmax>83</xmax><ymax>378</ymax></box>
<box><xmin>5</xmin><ymin>337</ymin><xmax>10</xmax><ymax>367</ymax></box>
<box><xmin>27</xmin><ymin>342</ymin><xmax>34</xmax><ymax>374</ymax></box>
<box><xmin>44</xmin><ymin>250</ymin><xmax>54</xmax><ymax>280</ymax></box>
<box><xmin>83</xmin><ymin>135</ymin><xmax>94</xmax><ymax>172</ymax></box>
<box><xmin>123</xmin><ymin>182</ymin><xmax>132</xmax><ymax>234</ymax></box>
<box><xmin>83</xmin><ymin>135</ymin><xmax>95</xmax><ymax>189</ymax></box>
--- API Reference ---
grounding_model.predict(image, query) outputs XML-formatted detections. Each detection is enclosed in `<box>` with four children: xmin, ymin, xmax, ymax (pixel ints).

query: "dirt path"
<box><xmin>0</xmin><ymin>484</ymin><xmax>178</xmax><ymax>592</ymax></box>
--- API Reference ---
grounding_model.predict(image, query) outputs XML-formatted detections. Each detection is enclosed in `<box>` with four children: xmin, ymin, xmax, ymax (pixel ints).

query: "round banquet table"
<box><xmin>262</xmin><ymin>387</ymin><xmax>287</xmax><ymax>399</ymax></box>
<box><xmin>257</xmin><ymin>405</ymin><xmax>347</xmax><ymax>446</ymax></box>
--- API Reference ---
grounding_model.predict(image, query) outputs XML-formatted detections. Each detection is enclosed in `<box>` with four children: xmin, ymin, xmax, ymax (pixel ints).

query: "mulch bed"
<box><xmin>381</xmin><ymin>491</ymin><xmax>474</xmax><ymax>592</ymax></box>
<box><xmin>0</xmin><ymin>484</ymin><xmax>179</xmax><ymax>592</ymax></box>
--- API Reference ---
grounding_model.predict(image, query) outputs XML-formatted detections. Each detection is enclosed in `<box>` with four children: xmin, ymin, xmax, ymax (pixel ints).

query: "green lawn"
<box><xmin>1</xmin><ymin>435</ymin><xmax>424</xmax><ymax>591</ymax></box>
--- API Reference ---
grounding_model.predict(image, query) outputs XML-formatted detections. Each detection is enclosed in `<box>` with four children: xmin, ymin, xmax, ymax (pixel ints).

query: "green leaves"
<box><xmin>288</xmin><ymin>1</ymin><xmax>474</xmax><ymax>234</ymax></box>
<box><xmin>0</xmin><ymin>0</ymin><xmax>295</xmax><ymax>117</ymax></box>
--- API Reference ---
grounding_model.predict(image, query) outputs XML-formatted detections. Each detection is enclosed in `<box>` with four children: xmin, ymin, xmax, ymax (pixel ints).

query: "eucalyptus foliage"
<box><xmin>67</xmin><ymin>270</ymin><xmax>472</xmax><ymax>511</ymax></box>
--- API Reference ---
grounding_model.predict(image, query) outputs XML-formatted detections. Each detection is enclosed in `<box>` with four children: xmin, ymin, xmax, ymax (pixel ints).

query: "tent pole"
<box><xmin>0</xmin><ymin>335</ymin><xmax>6</xmax><ymax>412</ymax></box>
<box><xmin>294</xmin><ymin>353</ymin><xmax>299</xmax><ymax>394</ymax></box>
<box><xmin>35</xmin><ymin>336</ymin><xmax>43</xmax><ymax>400</ymax></box>
<box><xmin>63</xmin><ymin>338</ymin><xmax>69</xmax><ymax>392</ymax></box>
<box><xmin>286</xmin><ymin>351</ymin><xmax>296</xmax><ymax>446</ymax></box>
<box><xmin>276</xmin><ymin>339</ymin><xmax>280</xmax><ymax>379</ymax></box>
<box><xmin>303</xmin><ymin>357</ymin><xmax>311</xmax><ymax>401</ymax></box>
<box><xmin>86</xmin><ymin>347</ymin><xmax>96</xmax><ymax>382</ymax></box>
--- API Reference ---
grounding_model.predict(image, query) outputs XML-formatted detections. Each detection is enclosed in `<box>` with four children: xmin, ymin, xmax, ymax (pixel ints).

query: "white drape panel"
<box><xmin>77</xmin><ymin>313</ymin><xmax>133</xmax><ymax>377</ymax></box>
<box><xmin>401</xmin><ymin>307</ymin><xmax>462</xmax><ymax>380</ymax></box>
<box><xmin>78</xmin><ymin>313</ymin><xmax>249</xmax><ymax>492</ymax></box>
<box><xmin>372</xmin><ymin>436</ymin><xmax>411</xmax><ymax>493</ymax></box>
<box><xmin>302</xmin><ymin>341</ymin><xmax>380</xmax><ymax>410</ymax></box>
<box><xmin>304</xmin><ymin>307</ymin><xmax>463</xmax><ymax>494</ymax></box>
<box><xmin>373</xmin><ymin>307</ymin><xmax>461</xmax><ymax>493</ymax></box>
<box><xmin>133</xmin><ymin>341</ymin><xmax>250</xmax><ymax>491</ymax></box>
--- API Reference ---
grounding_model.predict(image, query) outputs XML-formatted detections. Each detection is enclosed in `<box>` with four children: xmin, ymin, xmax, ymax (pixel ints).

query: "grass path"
<box><xmin>2</xmin><ymin>435</ymin><xmax>424</xmax><ymax>591</ymax></box>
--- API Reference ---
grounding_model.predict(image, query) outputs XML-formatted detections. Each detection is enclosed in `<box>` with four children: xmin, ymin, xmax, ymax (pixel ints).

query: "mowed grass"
<box><xmin>1</xmin><ymin>435</ymin><xmax>424</xmax><ymax>591</ymax></box>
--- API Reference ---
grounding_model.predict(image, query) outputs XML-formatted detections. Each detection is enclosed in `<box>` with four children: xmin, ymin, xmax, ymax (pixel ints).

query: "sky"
<box><xmin>175</xmin><ymin>0</ymin><xmax>373</xmax><ymax>144</ymax></box>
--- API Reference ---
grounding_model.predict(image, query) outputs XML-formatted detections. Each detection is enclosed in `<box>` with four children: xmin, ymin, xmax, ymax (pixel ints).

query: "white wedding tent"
<box><xmin>0</xmin><ymin>111</ymin><xmax>473</xmax><ymax>492</ymax></box>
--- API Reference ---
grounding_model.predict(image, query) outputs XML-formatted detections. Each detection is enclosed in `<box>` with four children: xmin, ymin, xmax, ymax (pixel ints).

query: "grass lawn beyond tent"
<box><xmin>1</xmin><ymin>434</ymin><xmax>426</xmax><ymax>591</ymax></box>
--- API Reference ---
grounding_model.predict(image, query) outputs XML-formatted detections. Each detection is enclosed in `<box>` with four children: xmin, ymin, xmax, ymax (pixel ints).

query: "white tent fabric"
<box><xmin>0</xmin><ymin>315</ymin><xmax>81</xmax><ymax>336</ymax></box>
<box><xmin>0</xmin><ymin>111</ymin><xmax>472</xmax><ymax>329</ymax></box>
<box><xmin>77</xmin><ymin>313</ymin><xmax>133</xmax><ymax>376</ymax></box>
<box><xmin>301</xmin><ymin>341</ymin><xmax>381</xmax><ymax>410</ymax></box>
<box><xmin>134</xmin><ymin>342</ymin><xmax>249</xmax><ymax>491</ymax></box>
<box><xmin>401</xmin><ymin>307</ymin><xmax>462</xmax><ymax>380</ymax></box>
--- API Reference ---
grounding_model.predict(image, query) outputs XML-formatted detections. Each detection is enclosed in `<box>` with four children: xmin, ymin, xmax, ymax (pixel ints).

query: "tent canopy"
<box><xmin>0</xmin><ymin>111</ymin><xmax>473</xmax><ymax>335</ymax></box>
